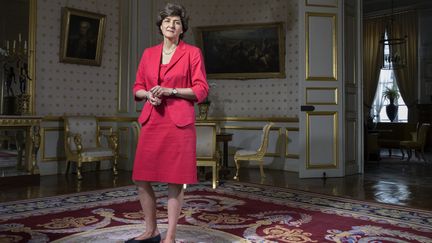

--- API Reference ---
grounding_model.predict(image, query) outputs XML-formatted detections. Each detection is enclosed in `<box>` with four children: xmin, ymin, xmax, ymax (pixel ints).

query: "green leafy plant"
<box><xmin>382</xmin><ymin>87</ymin><xmax>400</xmax><ymax>102</ymax></box>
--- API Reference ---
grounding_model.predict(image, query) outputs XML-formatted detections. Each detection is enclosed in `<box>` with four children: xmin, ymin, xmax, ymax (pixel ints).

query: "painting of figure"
<box><xmin>60</xmin><ymin>7</ymin><xmax>106</xmax><ymax>66</ymax></box>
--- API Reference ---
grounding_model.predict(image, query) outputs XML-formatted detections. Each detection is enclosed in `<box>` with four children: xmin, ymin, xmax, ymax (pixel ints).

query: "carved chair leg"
<box><xmin>233</xmin><ymin>158</ymin><xmax>240</xmax><ymax>180</ymax></box>
<box><xmin>420</xmin><ymin>150</ymin><xmax>427</xmax><ymax>163</ymax></box>
<box><xmin>212</xmin><ymin>164</ymin><xmax>217</xmax><ymax>189</ymax></box>
<box><xmin>65</xmin><ymin>161</ymin><xmax>71</xmax><ymax>174</ymax></box>
<box><xmin>400</xmin><ymin>147</ymin><xmax>405</xmax><ymax>160</ymax></box>
<box><xmin>259</xmin><ymin>159</ymin><xmax>265</xmax><ymax>178</ymax></box>
<box><xmin>77</xmin><ymin>162</ymin><xmax>83</xmax><ymax>180</ymax></box>
<box><xmin>113</xmin><ymin>157</ymin><xmax>118</xmax><ymax>175</ymax></box>
<box><xmin>407</xmin><ymin>149</ymin><xmax>413</xmax><ymax>162</ymax></box>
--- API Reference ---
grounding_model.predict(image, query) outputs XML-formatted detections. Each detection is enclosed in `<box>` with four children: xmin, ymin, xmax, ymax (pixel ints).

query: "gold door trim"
<box><xmin>306</xmin><ymin>0</ymin><xmax>338</xmax><ymax>8</ymax></box>
<box><xmin>306</xmin><ymin>111</ymin><xmax>338</xmax><ymax>169</ymax></box>
<box><xmin>305</xmin><ymin>12</ymin><xmax>337</xmax><ymax>81</ymax></box>
<box><xmin>305</xmin><ymin>87</ymin><xmax>338</xmax><ymax>105</ymax></box>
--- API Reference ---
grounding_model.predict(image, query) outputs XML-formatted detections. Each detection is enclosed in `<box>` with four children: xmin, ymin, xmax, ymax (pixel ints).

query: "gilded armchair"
<box><xmin>64</xmin><ymin>116</ymin><xmax>119</xmax><ymax>179</ymax></box>
<box><xmin>233</xmin><ymin>122</ymin><xmax>274</xmax><ymax>180</ymax></box>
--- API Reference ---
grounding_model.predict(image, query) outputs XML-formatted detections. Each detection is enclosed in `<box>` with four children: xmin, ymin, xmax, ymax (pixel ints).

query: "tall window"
<box><xmin>371</xmin><ymin>32</ymin><xmax>408</xmax><ymax>123</ymax></box>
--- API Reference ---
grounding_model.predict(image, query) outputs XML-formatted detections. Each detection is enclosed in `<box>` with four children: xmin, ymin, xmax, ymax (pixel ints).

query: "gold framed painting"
<box><xmin>194</xmin><ymin>22</ymin><xmax>285</xmax><ymax>79</ymax></box>
<box><xmin>60</xmin><ymin>7</ymin><xmax>106</xmax><ymax>66</ymax></box>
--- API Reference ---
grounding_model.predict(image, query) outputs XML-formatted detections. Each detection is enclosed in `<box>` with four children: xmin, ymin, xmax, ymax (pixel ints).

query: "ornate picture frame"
<box><xmin>60</xmin><ymin>7</ymin><xmax>106</xmax><ymax>66</ymax></box>
<box><xmin>194</xmin><ymin>22</ymin><xmax>285</xmax><ymax>79</ymax></box>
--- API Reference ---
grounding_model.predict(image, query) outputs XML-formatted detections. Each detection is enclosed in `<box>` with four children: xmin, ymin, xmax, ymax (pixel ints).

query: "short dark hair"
<box><xmin>156</xmin><ymin>3</ymin><xmax>189</xmax><ymax>40</ymax></box>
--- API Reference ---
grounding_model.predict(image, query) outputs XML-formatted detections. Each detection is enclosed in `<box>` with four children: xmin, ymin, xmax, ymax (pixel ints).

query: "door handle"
<box><xmin>300</xmin><ymin>105</ymin><xmax>315</xmax><ymax>111</ymax></box>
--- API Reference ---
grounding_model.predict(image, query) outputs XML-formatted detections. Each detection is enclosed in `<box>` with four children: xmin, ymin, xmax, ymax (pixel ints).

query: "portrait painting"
<box><xmin>60</xmin><ymin>7</ymin><xmax>106</xmax><ymax>66</ymax></box>
<box><xmin>194</xmin><ymin>22</ymin><xmax>285</xmax><ymax>79</ymax></box>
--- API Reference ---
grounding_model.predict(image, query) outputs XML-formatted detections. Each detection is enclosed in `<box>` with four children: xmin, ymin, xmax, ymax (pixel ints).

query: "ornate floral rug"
<box><xmin>0</xmin><ymin>181</ymin><xmax>431</xmax><ymax>242</ymax></box>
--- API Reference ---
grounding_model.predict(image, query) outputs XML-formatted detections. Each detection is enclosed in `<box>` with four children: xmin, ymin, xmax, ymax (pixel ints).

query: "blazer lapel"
<box><xmin>163</xmin><ymin>40</ymin><xmax>186</xmax><ymax>77</ymax></box>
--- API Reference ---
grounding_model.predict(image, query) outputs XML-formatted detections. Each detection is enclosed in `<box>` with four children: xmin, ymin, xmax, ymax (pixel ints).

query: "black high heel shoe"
<box><xmin>125</xmin><ymin>234</ymin><xmax>161</xmax><ymax>243</ymax></box>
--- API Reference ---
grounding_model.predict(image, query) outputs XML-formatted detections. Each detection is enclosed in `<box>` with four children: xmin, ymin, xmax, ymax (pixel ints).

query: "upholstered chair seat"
<box><xmin>74</xmin><ymin>147</ymin><xmax>114</xmax><ymax>158</ymax></box>
<box><xmin>235</xmin><ymin>150</ymin><xmax>257</xmax><ymax>156</ymax></box>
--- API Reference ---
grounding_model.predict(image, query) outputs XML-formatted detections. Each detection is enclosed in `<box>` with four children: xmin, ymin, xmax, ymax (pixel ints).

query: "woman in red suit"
<box><xmin>128</xmin><ymin>3</ymin><xmax>208</xmax><ymax>243</ymax></box>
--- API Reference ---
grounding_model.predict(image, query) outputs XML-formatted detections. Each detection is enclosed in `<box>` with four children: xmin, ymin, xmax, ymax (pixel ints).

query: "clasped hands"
<box><xmin>146</xmin><ymin>85</ymin><xmax>172</xmax><ymax>106</ymax></box>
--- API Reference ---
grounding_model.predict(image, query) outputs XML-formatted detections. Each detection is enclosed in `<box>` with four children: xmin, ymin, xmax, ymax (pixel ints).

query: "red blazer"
<box><xmin>133</xmin><ymin>41</ymin><xmax>209</xmax><ymax>127</ymax></box>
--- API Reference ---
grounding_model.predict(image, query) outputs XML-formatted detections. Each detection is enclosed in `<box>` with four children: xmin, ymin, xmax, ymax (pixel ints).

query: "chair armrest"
<box><xmin>100</xmin><ymin>131</ymin><xmax>119</xmax><ymax>155</ymax></box>
<box><xmin>65</xmin><ymin>131</ymin><xmax>83</xmax><ymax>153</ymax></box>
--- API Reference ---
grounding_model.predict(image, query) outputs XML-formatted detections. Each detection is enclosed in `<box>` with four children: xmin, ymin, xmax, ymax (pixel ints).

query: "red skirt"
<box><xmin>132</xmin><ymin>104</ymin><xmax>197</xmax><ymax>184</ymax></box>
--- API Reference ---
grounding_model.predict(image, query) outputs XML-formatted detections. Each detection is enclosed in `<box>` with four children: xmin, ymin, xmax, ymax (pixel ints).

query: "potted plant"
<box><xmin>197</xmin><ymin>83</ymin><xmax>216</xmax><ymax>120</ymax></box>
<box><xmin>382</xmin><ymin>87</ymin><xmax>400</xmax><ymax>122</ymax></box>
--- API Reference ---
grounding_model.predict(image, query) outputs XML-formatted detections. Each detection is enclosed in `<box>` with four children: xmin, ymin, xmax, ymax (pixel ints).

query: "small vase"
<box><xmin>17</xmin><ymin>94</ymin><xmax>31</xmax><ymax>115</ymax></box>
<box><xmin>386</xmin><ymin>99</ymin><xmax>398</xmax><ymax>122</ymax></box>
<box><xmin>197</xmin><ymin>103</ymin><xmax>210</xmax><ymax>120</ymax></box>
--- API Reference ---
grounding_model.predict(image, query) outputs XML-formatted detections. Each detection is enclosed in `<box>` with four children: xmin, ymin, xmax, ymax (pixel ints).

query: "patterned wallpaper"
<box><xmin>151</xmin><ymin>0</ymin><xmax>299</xmax><ymax>117</ymax></box>
<box><xmin>36</xmin><ymin>0</ymin><xmax>119</xmax><ymax>116</ymax></box>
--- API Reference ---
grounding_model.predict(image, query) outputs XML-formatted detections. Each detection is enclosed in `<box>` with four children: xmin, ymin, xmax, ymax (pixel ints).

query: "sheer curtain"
<box><xmin>392</xmin><ymin>11</ymin><xmax>418</xmax><ymax>122</ymax></box>
<box><xmin>363</xmin><ymin>18</ymin><xmax>386</xmax><ymax>119</ymax></box>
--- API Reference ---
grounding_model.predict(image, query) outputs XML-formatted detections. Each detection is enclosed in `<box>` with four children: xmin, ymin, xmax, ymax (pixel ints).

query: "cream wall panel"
<box><xmin>306</xmin><ymin>87</ymin><xmax>337</xmax><ymax>104</ymax></box>
<box><xmin>42</xmin><ymin>128</ymin><xmax>65</xmax><ymax>161</ymax></box>
<box><xmin>306</xmin><ymin>13</ymin><xmax>336</xmax><ymax>80</ymax></box>
<box><xmin>306</xmin><ymin>0</ymin><xmax>337</xmax><ymax>8</ymax></box>
<box><xmin>306</xmin><ymin>112</ymin><xmax>337</xmax><ymax>168</ymax></box>
<box><xmin>285</xmin><ymin>128</ymin><xmax>299</xmax><ymax>158</ymax></box>
<box><xmin>149</xmin><ymin>0</ymin><xmax>299</xmax><ymax>117</ymax></box>
<box><xmin>36</xmin><ymin>0</ymin><xmax>119</xmax><ymax>116</ymax></box>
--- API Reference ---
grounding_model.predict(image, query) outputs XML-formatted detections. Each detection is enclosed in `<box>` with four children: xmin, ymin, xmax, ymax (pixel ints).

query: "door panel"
<box><xmin>306</xmin><ymin>112</ymin><xmax>338</xmax><ymax>169</ymax></box>
<box><xmin>299</xmin><ymin>0</ymin><xmax>344</xmax><ymax>178</ymax></box>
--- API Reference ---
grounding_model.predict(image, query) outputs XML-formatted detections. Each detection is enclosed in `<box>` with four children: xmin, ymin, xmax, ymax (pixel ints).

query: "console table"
<box><xmin>0</xmin><ymin>116</ymin><xmax>42</xmax><ymax>177</ymax></box>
